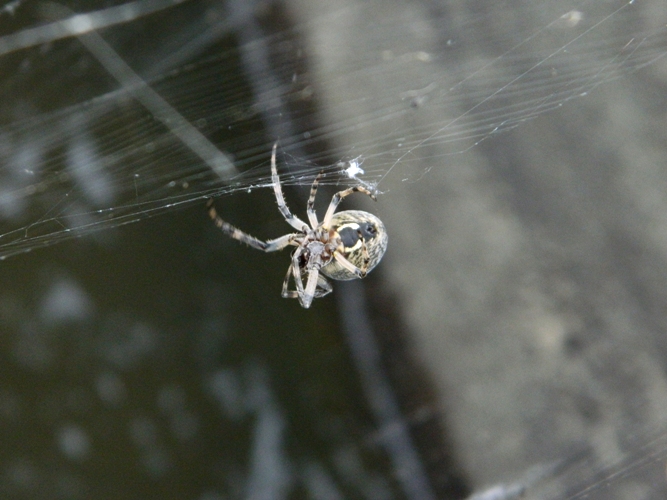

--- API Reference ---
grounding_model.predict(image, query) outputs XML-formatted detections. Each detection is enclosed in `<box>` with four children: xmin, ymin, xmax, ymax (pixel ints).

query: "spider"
<box><xmin>207</xmin><ymin>143</ymin><xmax>388</xmax><ymax>308</ymax></box>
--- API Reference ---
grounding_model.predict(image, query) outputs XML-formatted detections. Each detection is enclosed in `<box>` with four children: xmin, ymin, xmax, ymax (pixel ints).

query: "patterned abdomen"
<box><xmin>321</xmin><ymin>210</ymin><xmax>388</xmax><ymax>281</ymax></box>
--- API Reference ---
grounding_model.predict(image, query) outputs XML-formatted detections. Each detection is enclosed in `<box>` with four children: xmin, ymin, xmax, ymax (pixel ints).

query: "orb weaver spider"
<box><xmin>207</xmin><ymin>143</ymin><xmax>388</xmax><ymax>308</ymax></box>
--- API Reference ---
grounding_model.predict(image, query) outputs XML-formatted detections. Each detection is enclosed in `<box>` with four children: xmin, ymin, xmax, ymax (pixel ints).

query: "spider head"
<box><xmin>321</xmin><ymin>210</ymin><xmax>388</xmax><ymax>281</ymax></box>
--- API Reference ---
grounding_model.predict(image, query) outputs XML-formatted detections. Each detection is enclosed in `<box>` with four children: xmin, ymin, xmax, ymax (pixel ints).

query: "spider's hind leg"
<box><xmin>281</xmin><ymin>262</ymin><xmax>332</xmax><ymax>308</ymax></box>
<box><xmin>281</xmin><ymin>263</ymin><xmax>300</xmax><ymax>300</ymax></box>
<box><xmin>314</xmin><ymin>274</ymin><xmax>333</xmax><ymax>298</ymax></box>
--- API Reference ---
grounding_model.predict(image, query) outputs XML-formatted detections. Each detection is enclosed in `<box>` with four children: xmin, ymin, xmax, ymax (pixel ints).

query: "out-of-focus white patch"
<box><xmin>0</xmin><ymin>136</ymin><xmax>43</xmax><ymax>219</ymax></box>
<box><xmin>467</xmin><ymin>484</ymin><xmax>525</xmax><ymax>500</ymax></box>
<box><xmin>207</xmin><ymin>369</ymin><xmax>244</xmax><ymax>421</ymax></box>
<box><xmin>57</xmin><ymin>424</ymin><xmax>91</xmax><ymax>461</ymax></box>
<box><xmin>0</xmin><ymin>189</ymin><xmax>22</xmax><ymax>220</ymax></box>
<box><xmin>39</xmin><ymin>277</ymin><xmax>93</xmax><ymax>325</ymax></box>
<box><xmin>66</xmin><ymin>124</ymin><xmax>115</xmax><ymax>207</ymax></box>
<box><xmin>559</xmin><ymin>10</ymin><xmax>583</xmax><ymax>28</ymax></box>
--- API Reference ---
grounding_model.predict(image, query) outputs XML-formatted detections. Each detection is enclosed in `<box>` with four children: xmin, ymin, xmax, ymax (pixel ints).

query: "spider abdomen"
<box><xmin>321</xmin><ymin>210</ymin><xmax>388</xmax><ymax>281</ymax></box>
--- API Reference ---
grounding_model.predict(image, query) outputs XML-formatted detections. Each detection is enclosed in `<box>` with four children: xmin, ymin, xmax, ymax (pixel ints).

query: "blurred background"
<box><xmin>0</xmin><ymin>0</ymin><xmax>667</xmax><ymax>498</ymax></box>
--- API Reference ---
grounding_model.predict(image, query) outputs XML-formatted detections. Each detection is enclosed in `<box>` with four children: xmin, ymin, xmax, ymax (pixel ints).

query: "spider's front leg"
<box><xmin>322</xmin><ymin>185</ymin><xmax>377</xmax><ymax>228</ymax></box>
<box><xmin>306</xmin><ymin>171</ymin><xmax>324</xmax><ymax>229</ymax></box>
<box><xmin>269</xmin><ymin>143</ymin><xmax>309</xmax><ymax>232</ymax></box>
<box><xmin>207</xmin><ymin>198</ymin><xmax>298</xmax><ymax>252</ymax></box>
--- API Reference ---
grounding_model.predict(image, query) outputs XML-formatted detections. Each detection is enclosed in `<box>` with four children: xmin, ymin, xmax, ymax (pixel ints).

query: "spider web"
<box><xmin>0</xmin><ymin>0</ymin><xmax>662</xmax><ymax>260</ymax></box>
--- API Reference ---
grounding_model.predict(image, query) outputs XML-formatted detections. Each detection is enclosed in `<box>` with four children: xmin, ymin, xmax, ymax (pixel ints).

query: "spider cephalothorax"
<box><xmin>207</xmin><ymin>143</ymin><xmax>388</xmax><ymax>308</ymax></box>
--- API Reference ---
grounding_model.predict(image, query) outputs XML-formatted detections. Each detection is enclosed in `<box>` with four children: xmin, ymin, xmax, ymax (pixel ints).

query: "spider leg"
<box><xmin>291</xmin><ymin>249</ymin><xmax>312</xmax><ymax>307</ymax></box>
<box><xmin>280</xmin><ymin>245</ymin><xmax>330</xmax><ymax>308</ymax></box>
<box><xmin>333</xmin><ymin>247</ymin><xmax>368</xmax><ymax>279</ymax></box>
<box><xmin>306</xmin><ymin>171</ymin><xmax>323</xmax><ymax>229</ymax></box>
<box><xmin>322</xmin><ymin>185</ymin><xmax>377</xmax><ymax>227</ymax></box>
<box><xmin>281</xmin><ymin>247</ymin><xmax>308</xmax><ymax>298</ymax></box>
<box><xmin>281</xmin><ymin>263</ymin><xmax>299</xmax><ymax>299</ymax></box>
<box><xmin>270</xmin><ymin>143</ymin><xmax>309</xmax><ymax>232</ymax></box>
<box><xmin>314</xmin><ymin>274</ymin><xmax>333</xmax><ymax>297</ymax></box>
<box><xmin>357</xmin><ymin>229</ymin><xmax>371</xmax><ymax>274</ymax></box>
<box><xmin>207</xmin><ymin>199</ymin><xmax>299</xmax><ymax>252</ymax></box>
<box><xmin>301</xmin><ymin>268</ymin><xmax>321</xmax><ymax>309</ymax></box>
<box><xmin>282</xmin><ymin>263</ymin><xmax>332</xmax><ymax>302</ymax></box>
